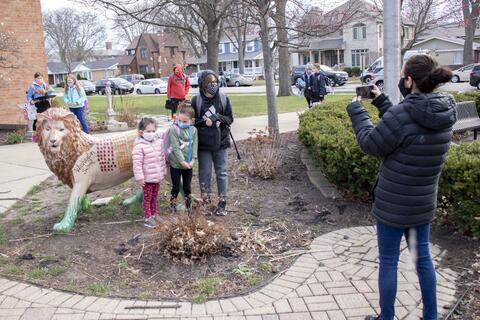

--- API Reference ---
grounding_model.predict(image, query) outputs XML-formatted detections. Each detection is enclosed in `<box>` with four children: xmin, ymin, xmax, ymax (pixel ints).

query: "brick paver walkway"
<box><xmin>0</xmin><ymin>226</ymin><xmax>458</xmax><ymax>320</ymax></box>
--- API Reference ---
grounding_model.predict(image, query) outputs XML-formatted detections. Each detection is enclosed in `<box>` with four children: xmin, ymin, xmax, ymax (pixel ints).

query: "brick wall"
<box><xmin>0</xmin><ymin>0</ymin><xmax>48</xmax><ymax>128</ymax></box>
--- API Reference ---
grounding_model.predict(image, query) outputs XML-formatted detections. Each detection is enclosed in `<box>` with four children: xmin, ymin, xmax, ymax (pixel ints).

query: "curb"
<box><xmin>300</xmin><ymin>148</ymin><xmax>342</xmax><ymax>200</ymax></box>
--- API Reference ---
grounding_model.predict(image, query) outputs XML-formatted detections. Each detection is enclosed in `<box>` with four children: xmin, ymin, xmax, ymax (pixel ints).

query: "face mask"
<box><xmin>68</xmin><ymin>82</ymin><xmax>74</xmax><ymax>87</ymax></box>
<box><xmin>142</xmin><ymin>132</ymin><xmax>156</xmax><ymax>142</ymax></box>
<box><xmin>206</xmin><ymin>82</ymin><xmax>218</xmax><ymax>96</ymax></box>
<box><xmin>35</xmin><ymin>79</ymin><xmax>43</xmax><ymax>85</ymax></box>
<box><xmin>398</xmin><ymin>77</ymin><xmax>412</xmax><ymax>97</ymax></box>
<box><xmin>177</xmin><ymin>120</ymin><xmax>191</xmax><ymax>129</ymax></box>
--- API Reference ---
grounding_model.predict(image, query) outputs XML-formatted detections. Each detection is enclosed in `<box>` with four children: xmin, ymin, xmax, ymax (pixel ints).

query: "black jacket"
<box><xmin>347</xmin><ymin>93</ymin><xmax>457</xmax><ymax>228</ymax></box>
<box><xmin>314</xmin><ymin>71</ymin><xmax>327</xmax><ymax>97</ymax></box>
<box><xmin>193</xmin><ymin>70</ymin><xmax>234</xmax><ymax>150</ymax></box>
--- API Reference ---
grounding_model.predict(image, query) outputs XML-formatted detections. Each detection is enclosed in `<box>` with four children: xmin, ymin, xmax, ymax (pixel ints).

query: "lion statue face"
<box><xmin>36</xmin><ymin>109</ymin><xmax>83</xmax><ymax>154</ymax></box>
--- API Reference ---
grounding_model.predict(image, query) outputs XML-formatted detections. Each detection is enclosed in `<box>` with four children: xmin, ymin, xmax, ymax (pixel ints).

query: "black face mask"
<box><xmin>398</xmin><ymin>77</ymin><xmax>412</xmax><ymax>97</ymax></box>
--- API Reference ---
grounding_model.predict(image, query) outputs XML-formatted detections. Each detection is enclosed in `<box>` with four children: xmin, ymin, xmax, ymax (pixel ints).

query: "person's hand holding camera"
<box><xmin>205</xmin><ymin>117</ymin><xmax>213</xmax><ymax>127</ymax></box>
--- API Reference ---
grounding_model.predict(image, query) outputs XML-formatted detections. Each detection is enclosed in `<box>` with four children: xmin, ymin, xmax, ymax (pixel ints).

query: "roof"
<box><xmin>84</xmin><ymin>58</ymin><xmax>120</xmax><ymax>70</ymax></box>
<box><xmin>47</xmin><ymin>62</ymin><xmax>86</xmax><ymax>74</ymax></box>
<box><xmin>91</xmin><ymin>49</ymin><xmax>125</xmax><ymax>57</ymax></box>
<box><xmin>412</xmin><ymin>36</ymin><xmax>480</xmax><ymax>49</ymax></box>
<box><xmin>309</xmin><ymin>38</ymin><xmax>344</xmax><ymax>50</ymax></box>
<box><xmin>126</xmin><ymin>36</ymin><xmax>140</xmax><ymax>50</ymax></box>
<box><xmin>117</xmin><ymin>55</ymin><xmax>135</xmax><ymax>66</ymax></box>
<box><xmin>125</xmin><ymin>32</ymin><xmax>188</xmax><ymax>52</ymax></box>
<box><xmin>187</xmin><ymin>51</ymin><xmax>263</xmax><ymax>64</ymax></box>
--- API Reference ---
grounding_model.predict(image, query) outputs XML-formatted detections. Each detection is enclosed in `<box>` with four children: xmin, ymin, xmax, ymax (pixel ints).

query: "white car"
<box><xmin>452</xmin><ymin>64</ymin><xmax>475</xmax><ymax>83</ymax></box>
<box><xmin>189</xmin><ymin>73</ymin><xmax>199</xmax><ymax>88</ymax></box>
<box><xmin>134</xmin><ymin>79</ymin><xmax>167</xmax><ymax>94</ymax></box>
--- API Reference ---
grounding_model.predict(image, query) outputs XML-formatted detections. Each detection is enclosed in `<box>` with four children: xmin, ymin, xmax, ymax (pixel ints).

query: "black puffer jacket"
<box><xmin>193</xmin><ymin>70</ymin><xmax>234</xmax><ymax>150</ymax></box>
<box><xmin>347</xmin><ymin>93</ymin><xmax>457</xmax><ymax>228</ymax></box>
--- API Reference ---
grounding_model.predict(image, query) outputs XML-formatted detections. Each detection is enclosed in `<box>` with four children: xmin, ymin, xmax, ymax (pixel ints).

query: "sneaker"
<box><xmin>143</xmin><ymin>217</ymin><xmax>157</xmax><ymax>228</ymax></box>
<box><xmin>215</xmin><ymin>200</ymin><xmax>227</xmax><ymax>216</ymax></box>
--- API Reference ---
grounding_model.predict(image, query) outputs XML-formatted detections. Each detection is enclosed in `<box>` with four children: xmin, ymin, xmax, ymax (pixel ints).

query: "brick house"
<box><xmin>118</xmin><ymin>32</ymin><xmax>188</xmax><ymax>77</ymax></box>
<box><xmin>0</xmin><ymin>0</ymin><xmax>48</xmax><ymax>128</ymax></box>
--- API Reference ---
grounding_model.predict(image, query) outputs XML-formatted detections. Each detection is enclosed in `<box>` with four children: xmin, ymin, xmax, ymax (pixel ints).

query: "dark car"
<box><xmin>95</xmin><ymin>78</ymin><xmax>134</xmax><ymax>95</ymax></box>
<box><xmin>78</xmin><ymin>80</ymin><xmax>96</xmax><ymax>95</ymax></box>
<box><xmin>290</xmin><ymin>65</ymin><xmax>348</xmax><ymax>87</ymax></box>
<box><xmin>469</xmin><ymin>64</ymin><xmax>480</xmax><ymax>89</ymax></box>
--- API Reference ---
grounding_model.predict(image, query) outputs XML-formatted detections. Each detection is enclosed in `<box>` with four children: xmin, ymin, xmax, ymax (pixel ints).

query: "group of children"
<box><xmin>132</xmin><ymin>103</ymin><xmax>199</xmax><ymax>228</ymax></box>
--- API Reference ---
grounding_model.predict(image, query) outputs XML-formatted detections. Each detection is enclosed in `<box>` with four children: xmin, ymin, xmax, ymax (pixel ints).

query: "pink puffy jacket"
<box><xmin>132</xmin><ymin>136</ymin><xmax>167</xmax><ymax>183</ymax></box>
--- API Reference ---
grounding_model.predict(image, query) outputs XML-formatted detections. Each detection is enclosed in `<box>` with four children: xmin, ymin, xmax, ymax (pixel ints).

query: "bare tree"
<box><xmin>224</xmin><ymin>3</ymin><xmax>251</xmax><ymax>74</ymax></box>
<box><xmin>113</xmin><ymin>14</ymin><xmax>158</xmax><ymax>44</ymax></box>
<box><xmin>0</xmin><ymin>30</ymin><xmax>18</xmax><ymax>69</ymax></box>
<box><xmin>460</xmin><ymin>0</ymin><xmax>480</xmax><ymax>64</ymax></box>
<box><xmin>43</xmin><ymin>8</ymin><xmax>106</xmax><ymax>72</ymax></box>
<box><xmin>82</xmin><ymin>0</ymin><xmax>234</xmax><ymax>70</ymax></box>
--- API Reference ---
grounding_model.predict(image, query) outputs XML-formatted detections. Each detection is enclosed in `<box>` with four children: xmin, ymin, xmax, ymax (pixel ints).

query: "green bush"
<box><xmin>452</xmin><ymin>91</ymin><xmax>480</xmax><ymax>114</ymax></box>
<box><xmin>343</xmin><ymin>67</ymin><xmax>352</xmax><ymax>77</ymax></box>
<box><xmin>143</xmin><ymin>73</ymin><xmax>157</xmax><ymax>79</ymax></box>
<box><xmin>299</xmin><ymin>98</ymin><xmax>480</xmax><ymax>236</ymax></box>
<box><xmin>6</xmin><ymin>131</ymin><xmax>23</xmax><ymax>144</ymax></box>
<box><xmin>350</xmin><ymin>67</ymin><xmax>362</xmax><ymax>77</ymax></box>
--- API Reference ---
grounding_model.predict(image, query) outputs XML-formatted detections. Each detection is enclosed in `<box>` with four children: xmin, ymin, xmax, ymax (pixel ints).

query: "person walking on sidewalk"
<box><xmin>167</xmin><ymin>64</ymin><xmax>190</xmax><ymax>117</ymax></box>
<box><xmin>347</xmin><ymin>55</ymin><xmax>456</xmax><ymax>320</ymax></box>
<box><xmin>64</xmin><ymin>74</ymin><xmax>89</xmax><ymax>133</ymax></box>
<box><xmin>132</xmin><ymin>117</ymin><xmax>167</xmax><ymax>228</ymax></box>
<box><xmin>26</xmin><ymin>72</ymin><xmax>52</xmax><ymax>131</ymax></box>
<box><xmin>303</xmin><ymin>64</ymin><xmax>316</xmax><ymax>108</ymax></box>
<box><xmin>167</xmin><ymin>104</ymin><xmax>198</xmax><ymax>213</ymax></box>
<box><xmin>192</xmin><ymin>70</ymin><xmax>234</xmax><ymax>216</ymax></box>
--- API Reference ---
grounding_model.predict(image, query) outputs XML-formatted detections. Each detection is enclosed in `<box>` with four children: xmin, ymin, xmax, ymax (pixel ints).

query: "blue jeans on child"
<box><xmin>377</xmin><ymin>222</ymin><xmax>437</xmax><ymax>320</ymax></box>
<box><xmin>69</xmin><ymin>107</ymin><xmax>89</xmax><ymax>133</ymax></box>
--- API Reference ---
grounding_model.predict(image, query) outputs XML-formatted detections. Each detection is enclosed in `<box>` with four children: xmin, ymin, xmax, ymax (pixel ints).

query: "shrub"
<box><xmin>299</xmin><ymin>98</ymin><xmax>480</xmax><ymax>236</ymax></box>
<box><xmin>6</xmin><ymin>131</ymin><xmax>24</xmax><ymax>144</ymax></box>
<box><xmin>143</xmin><ymin>73</ymin><xmax>157</xmax><ymax>79</ymax></box>
<box><xmin>56</xmin><ymin>82</ymin><xmax>65</xmax><ymax>88</ymax></box>
<box><xmin>350</xmin><ymin>67</ymin><xmax>362</xmax><ymax>77</ymax></box>
<box><xmin>343</xmin><ymin>67</ymin><xmax>352</xmax><ymax>77</ymax></box>
<box><xmin>115</xmin><ymin>96</ymin><xmax>138</xmax><ymax>127</ymax></box>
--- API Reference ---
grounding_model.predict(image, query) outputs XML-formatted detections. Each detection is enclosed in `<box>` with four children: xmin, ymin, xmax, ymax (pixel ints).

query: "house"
<box><xmin>186</xmin><ymin>35</ymin><xmax>265</xmax><ymax>76</ymax></box>
<box><xmin>118</xmin><ymin>32</ymin><xmax>188</xmax><ymax>77</ymax></box>
<box><xmin>91</xmin><ymin>42</ymin><xmax>124</xmax><ymax>61</ymax></box>
<box><xmin>411</xmin><ymin>23</ymin><xmax>480</xmax><ymax>68</ymax></box>
<box><xmin>47</xmin><ymin>58</ymin><xmax>120</xmax><ymax>85</ymax></box>
<box><xmin>0</xmin><ymin>0</ymin><xmax>48</xmax><ymax>128</ymax></box>
<box><xmin>290</xmin><ymin>0</ymin><xmax>415</xmax><ymax>69</ymax></box>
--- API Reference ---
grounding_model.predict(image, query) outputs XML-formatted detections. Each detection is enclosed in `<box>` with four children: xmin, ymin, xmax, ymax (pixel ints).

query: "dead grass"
<box><xmin>115</xmin><ymin>96</ymin><xmax>138</xmax><ymax>127</ymax></box>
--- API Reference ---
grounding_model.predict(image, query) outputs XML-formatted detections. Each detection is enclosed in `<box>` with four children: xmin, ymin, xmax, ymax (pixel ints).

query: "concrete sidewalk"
<box><xmin>0</xmin><ymin>112</ymin><xmax>300</xmax><ymax>214</ymax></box>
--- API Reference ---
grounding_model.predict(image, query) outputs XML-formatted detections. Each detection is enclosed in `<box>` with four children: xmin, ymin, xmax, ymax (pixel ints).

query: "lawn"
<box><xmin>76</xmin><ymin>94</ymin><xmax>350</xmax><ymax>120</ymax></box>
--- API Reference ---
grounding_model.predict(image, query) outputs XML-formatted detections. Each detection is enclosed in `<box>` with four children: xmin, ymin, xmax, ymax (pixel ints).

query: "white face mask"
<box><xmin>67</xmin><ymin>82</ymin><xmax>74</xmax><ymax>87</ymax></box>
<box><xmin>143</xmin><ymin>132</ymin><xmax>156</xmax><ymax>141</ymax></box>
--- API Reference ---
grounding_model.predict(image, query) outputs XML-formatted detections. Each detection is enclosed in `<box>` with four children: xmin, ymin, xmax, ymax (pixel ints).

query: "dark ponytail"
<box><xmin>404</xmin><ymin>55</ymin><xmax>452</xmax><ymax>93</ymax></box>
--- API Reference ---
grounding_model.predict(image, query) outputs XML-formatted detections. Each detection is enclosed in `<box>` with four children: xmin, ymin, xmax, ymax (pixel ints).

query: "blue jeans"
<box><xmin>69</xmin><ymin>107</ymin><xmax>89</xmax><ymax>133</ymax></box>
<box><xmin>198</xmin><ymin>148</ymin><xmax>228</xmax><ymax>200</ymax></box>
<box><xmin>377</xmin><ymin>222</ymin><xmax>437</xmax><ymax>320</ymax></box>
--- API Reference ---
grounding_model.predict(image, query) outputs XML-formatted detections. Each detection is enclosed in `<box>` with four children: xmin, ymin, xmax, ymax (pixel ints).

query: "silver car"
<box><xmin>78</xmin><ymin>80</ymin><xmax>96</xmax><ymax>95</ymax></box>
<box><xmin>225</xmin><ymin>73</ymin><xmax>254</xmax><ymax>87</ymax></box>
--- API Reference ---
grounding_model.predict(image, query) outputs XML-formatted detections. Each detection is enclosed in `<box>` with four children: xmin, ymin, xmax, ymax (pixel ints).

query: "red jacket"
<box><xmin>167</xmin><ymin>64</ymin><xmax>190</xmax><ymax>99</ymax></box>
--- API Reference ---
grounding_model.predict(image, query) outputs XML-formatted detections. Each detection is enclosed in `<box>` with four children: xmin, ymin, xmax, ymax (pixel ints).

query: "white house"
<box><xmin>47</xmin><ymin>58</ymin><xmax>120</xmax><ymax>85</ymax></box>
<box><xmin>290</xmin><ymin>0</ymin><xmax>415</xmax><ymax>69</ymax></box>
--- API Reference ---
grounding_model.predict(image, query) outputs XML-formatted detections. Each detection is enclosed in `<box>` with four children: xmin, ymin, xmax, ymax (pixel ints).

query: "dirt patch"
<box><xmin>0</xmin><ymin>133</ymin><xmax>478</xmax><ymax>314</ymax></box>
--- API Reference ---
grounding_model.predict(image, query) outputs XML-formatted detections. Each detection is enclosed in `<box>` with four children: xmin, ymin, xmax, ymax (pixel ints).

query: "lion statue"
<box><xmin>36</xmin><ymin>108</ymin><xmax>138</xmax><ymax>232</ymax></box>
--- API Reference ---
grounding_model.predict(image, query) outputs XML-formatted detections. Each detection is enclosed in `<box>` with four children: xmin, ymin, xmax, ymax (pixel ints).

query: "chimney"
<box><xmin>106</xmin><ymin>41</ymin><xmax>113</xmax><ymax>50</ymax></box>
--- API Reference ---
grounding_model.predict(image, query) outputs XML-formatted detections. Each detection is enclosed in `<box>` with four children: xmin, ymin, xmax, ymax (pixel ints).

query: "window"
<box><xmin>353</xmin><ymin>23</ymin><xmax>367</xmax><ymax>40</ymax></box>
<box><xmin>255</xmin><ymin>60</ymin><xmax>260</xmax><ymax>67</ymax></box>
<box><xmin>351</xmin><ymin>49</ymin><xmax>368</xmax><ymax>67</ymax></box>
<box><xmin>127</xmin><ymin>49</ymin><xmax>135</xmax><ymax>56</ymax></box>
<box><xmin>404</xmin><ymin>27</ymin><xmax>411</xmax><ymax>40</ymax></box>
<box><xmin>139</xmin><ymin>65</ymin><xmax>148</xmax><ymax>74</ymax></box>
<box><xmin>246</xmin><ymin>41</ymin><xmax>255</xmax><ymax>52</ymax></box>
<box><xmin>454</xmin><ymin>52</ymin><xmax>463</xmax><ymax>65</ymax></box>
<box><xmin>245</xmin><ymin>60</ymin><xmax>253</xmax><ymax>68</ymax></box>
<box><xmin>170</xmin><ymin>47</ymin><xmax>175</xmax><ymax>57</ymax></box>
<box><xmin>140</xmin><ymin>48</ymin><xmax>148</xmax><ymax>59</ymax></box>
<box><xmin>231</xmin><ymin>44</ymin><xmax>238</xmax><ymax>53</ymax></box>
<box><xmin>378</xmin><ymin>24</ymin><xmax>383</xmax><ymax>39</ymax></box>
<box><xmin>218</xmin><ymin>43</ymin><xmax>224</xmax><ymax>54</ymax></box>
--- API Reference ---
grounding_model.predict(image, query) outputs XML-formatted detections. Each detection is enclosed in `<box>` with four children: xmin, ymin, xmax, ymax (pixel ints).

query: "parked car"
<box><xmin>188</xmin><ymin>73</ymin><xmax>199</xmax><ymax>88</ymax></box>
<box><xmin>452</xmin><ymin>64</ymin><xmax>477</xmax><ymax>83</ymax></box>
<box><xmin>224</xmin><ymin>73</ymin><xmax>253</xmax><ymax>87</ymax></box>
<box><xmin>78</xmin><ymin>80</ymin><xmax>96</xmax><ymax>95</ymax></box>
<box><xmin>469</xmin><ymin>64</ymin><xmax>480</xmax><ymax>89</ymax></box>
<box><xmin>119</xmin><ymin>74</ymin><xmax>145</xmax><ymax>85</ymax></box>
<box><xmin>134</xmin><ymin>79</ymin><xmax>167</xmax><ymax>94</ymax></box>
<box><xmin>290</xmin><ymin>65</ymin><xmax>348</xmax><ymax>87</ymax></box>
<box><xmin>95</xmin><ymin>78</ymin><xmax>134</xmax><ymax>95</ymax></box>
<box><xmin>361</xmin><ymin>57</ymin><xmax>383</xmax><ymax>84</ymax></box>
<box><xmin>369</xmin><ymin>68</ymin><xmax>384</xmax><ymax>91</ymax></box>
<box><xmin>160</xmin><ymin>76</ymin><xmax>169</xmax><ymax>83</ymax></box>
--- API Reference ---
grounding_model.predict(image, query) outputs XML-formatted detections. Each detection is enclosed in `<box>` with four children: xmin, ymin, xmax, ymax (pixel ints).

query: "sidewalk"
<box><xmin>0</xmin><ymin>112</ymin><xmax>300</xmax><ymax>214</ymax></box>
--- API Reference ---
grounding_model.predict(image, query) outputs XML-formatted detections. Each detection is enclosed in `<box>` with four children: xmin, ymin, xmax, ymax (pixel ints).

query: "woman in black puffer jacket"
<box><xmin>347</xmin><ymin>55</ymin><xmax>456</xmax><ymax>320</ymax></box>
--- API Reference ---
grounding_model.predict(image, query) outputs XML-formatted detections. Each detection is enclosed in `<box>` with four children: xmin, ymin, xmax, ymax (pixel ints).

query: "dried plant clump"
<box><xmin>243</xmin><ymin>128</ymin><xmax>286</xmax><ymax>180</ymax></box>
<box><xmin>115</xmin><ymin>97</ymin><xmax>138</xmax><ymax>127</ymax></box>
<box><xmin>154</xmin><ymin>208</ymin><xmax>229</xmax><ymax>262</ymax></box>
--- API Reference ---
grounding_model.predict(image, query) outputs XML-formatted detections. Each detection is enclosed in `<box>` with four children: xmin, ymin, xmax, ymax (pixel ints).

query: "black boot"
<box><xmin>170</xmin><ymin>195</ymin><xmax>177</xmax><ymax>213</ymax></box>
<box><xmin>185</xmin><ymin>195</ymin><xmax>192</xmax><ymax>215</ymax></box>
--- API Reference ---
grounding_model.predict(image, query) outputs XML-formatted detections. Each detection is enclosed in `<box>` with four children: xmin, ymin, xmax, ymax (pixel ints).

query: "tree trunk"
<box><xmin>462</xmin><ymin>0</ymin><xmax>479</xmax><ymax>65</ymax></box>
<box><xmin>275</xmin><ymin>0</ymin><xmax>292</xmax><ymax>96</ymax></box>
<box><xmin>237</xmin><ymin>25</ymin><xmax>245</xmax><ymax>74</ymax></box>
<box><xmin>206</xmin><ymin>22</ymin><xmax>220</xmax><ymax>71</ymax></box>
<box><xmin>259</xmin><ymin>13</ymin><xmax>279</xmax><ymax>135</ymax></box>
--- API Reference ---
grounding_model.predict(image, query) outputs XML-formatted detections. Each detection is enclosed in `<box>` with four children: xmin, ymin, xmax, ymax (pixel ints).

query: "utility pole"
<box><xmin>383</xmin><ymin>0</ymin><xmax>402</xmax><ymax>104</ymax></box>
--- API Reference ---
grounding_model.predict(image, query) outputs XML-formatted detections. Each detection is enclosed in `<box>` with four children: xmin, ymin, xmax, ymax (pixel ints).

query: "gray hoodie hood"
<box><xmin>403</xmin><ymin>93</ymin><xmax>457</xmax><ymax>130</ymax></box>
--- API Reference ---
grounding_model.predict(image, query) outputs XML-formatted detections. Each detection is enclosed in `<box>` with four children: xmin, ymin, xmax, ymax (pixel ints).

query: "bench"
<box><xmin>453</xmin><ymin>101</ymin><xmax>480</xmax><ymax>140</ymax></box>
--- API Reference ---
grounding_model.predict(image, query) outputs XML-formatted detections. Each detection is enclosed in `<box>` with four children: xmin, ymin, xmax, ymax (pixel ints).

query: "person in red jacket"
<box><xmin>167</xmin><ymin>64</ymin><xmax>190</xmax><ymax>117</ymax></box>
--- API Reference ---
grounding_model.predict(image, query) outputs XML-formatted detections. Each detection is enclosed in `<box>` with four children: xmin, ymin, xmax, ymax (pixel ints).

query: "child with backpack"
<box><xmin>64</xmin><ymin>74</ymin><xmax>89</xmax><ymax>133</ymax></box>
<box><xmin>132</xmin><ymin>117</ymin><xmax>167</xmax><ymax>228</ymax></box>
<box><xmin>166</xmin><ymin>103</ymin><xmax>198</xmax><ymax>212</ymax></box>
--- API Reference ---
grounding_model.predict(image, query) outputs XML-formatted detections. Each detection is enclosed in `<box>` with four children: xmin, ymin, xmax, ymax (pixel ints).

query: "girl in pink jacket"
<box><xmin>132</xmin><ymin>117</ymin><xmax>167</xmax><ymax>228</ymax></box>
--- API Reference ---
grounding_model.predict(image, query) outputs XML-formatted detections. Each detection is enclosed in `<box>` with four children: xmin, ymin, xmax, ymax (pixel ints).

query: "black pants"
<box><xmin>33</xmin><ymin>100</ymin><xmax>51</xmax><ymax>131</ymax></box>
<box><xmin>171</xmin><ymin>98</ymin><xmax>184</xmax><ymax>116</ymax></box>
<box><xmin>170</xmin><ymin>166</ymin><xmax>192</xmax><ymax>198</ymax></box>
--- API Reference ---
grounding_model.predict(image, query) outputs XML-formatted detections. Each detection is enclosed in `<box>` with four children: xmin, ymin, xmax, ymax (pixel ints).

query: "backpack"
<box><xmin>193</xmin><ymin>92</ymin><xmax>227</xmax><ymax>117</ymax></box>
<box><xmin>161</xmin><ymin>125</ymin><xmax>181</xmax><ymax>164</ymax></box>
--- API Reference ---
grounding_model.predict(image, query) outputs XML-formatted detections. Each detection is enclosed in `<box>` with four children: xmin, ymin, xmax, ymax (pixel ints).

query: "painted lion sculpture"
<box><xmin>36</xmin><ymin>108</ymin><xmax>139</xmax><ymax>232</ymax></box>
